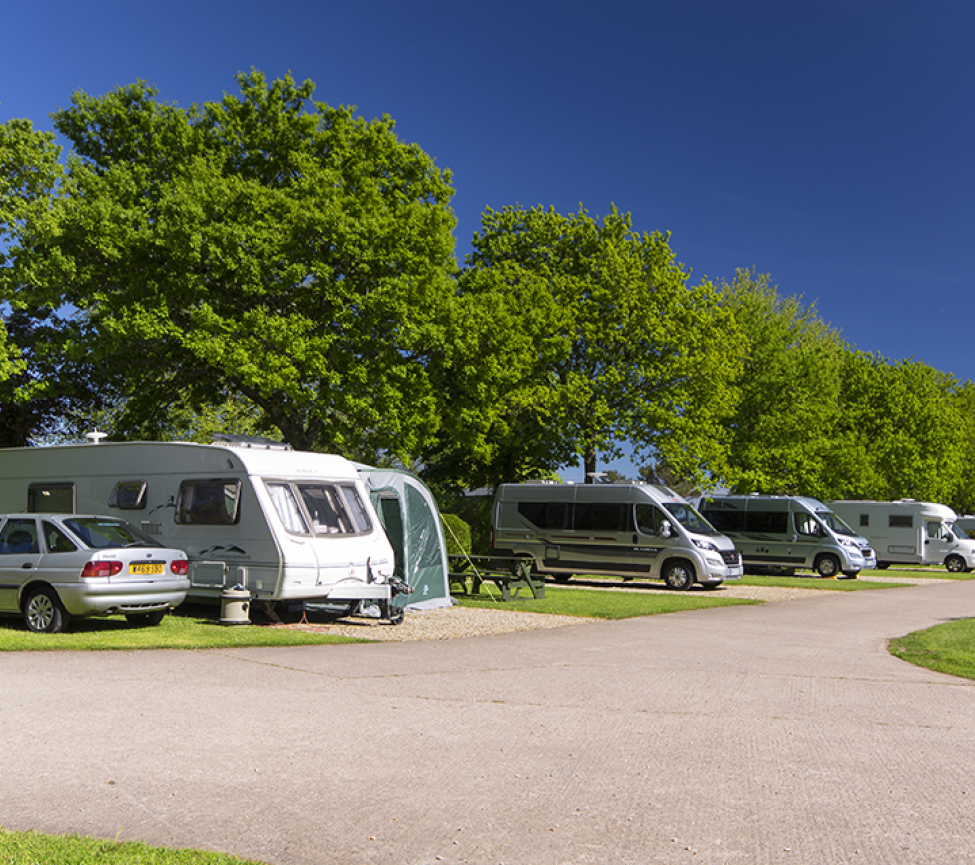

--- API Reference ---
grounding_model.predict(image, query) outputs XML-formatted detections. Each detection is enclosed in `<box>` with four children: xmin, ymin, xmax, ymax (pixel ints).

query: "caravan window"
<box><xmin>176</xmin><ymin>479</ymin><xmax>241</xmax><ymax>525</ymax></box>
<box><xmin>340</xmin><ymin>485</ymin><xmax>373</xmax><ymax>533</ymax></box>
<box><xmin>266</xmin><ymin>483</ymin><xmax>309</xmax><ymax>534</ymax></box>
<box><xmin>28</xmin><ymin>483</ymin><xmax>75</xmax><ymax>514</ymax></box>
<box><xmin>108</xmin><ymin>481</ymin><xmax>147</xmax><ymax>510</ymax></box>
<box><xmin>297</xmin><ymin>484</ymin><xmax>354</xmax><ymax>535</ymax></box>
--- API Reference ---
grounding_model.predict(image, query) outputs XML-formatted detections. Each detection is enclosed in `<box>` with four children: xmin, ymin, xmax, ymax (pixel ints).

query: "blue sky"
<box><xmin>3</xmin><ymin>1</ymin><xmax>973</xmax><ymax>478</ymax></box>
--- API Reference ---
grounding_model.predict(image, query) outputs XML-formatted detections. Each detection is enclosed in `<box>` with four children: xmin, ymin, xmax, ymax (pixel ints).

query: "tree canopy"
<box><xmin>424</xmin><ymin>205</ymin><xmax>743</xmax><ymax>488</ymax></box>
<box><xmin>7</xmin><ymin>71</ymin><xmax>457</xmax><ymax>458</ymax></box>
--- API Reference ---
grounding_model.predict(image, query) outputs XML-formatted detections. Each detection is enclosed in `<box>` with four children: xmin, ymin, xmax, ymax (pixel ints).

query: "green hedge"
<box><xmin>441</xmin><ymin>513</ymin><xmax>471</xmax><ymax>555</ymax></box>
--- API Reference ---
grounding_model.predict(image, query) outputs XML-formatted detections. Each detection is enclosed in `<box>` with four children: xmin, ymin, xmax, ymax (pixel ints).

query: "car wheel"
<box><xmin>816</xmin><ymin>555</ymin><xmax>840</xmax><ymax>578</ymax></box>
<box><xmin>23</xmin><ymin>587</ymin><xmax>70</xmax><ymax>634</ymax></box>
<box><xmin>946</xmin><ymin>555</ymin><xmax>966</xmax><ymax>574</ymax></box>
<box><xmin>125</xmin><ymin>610</ymin><xmax>167</xmax><ymax>627</ymax></box>
<box><xmin>663</xmin><ymin>560</ymin><xmax>695</xmax><ymax>591</ymax></box>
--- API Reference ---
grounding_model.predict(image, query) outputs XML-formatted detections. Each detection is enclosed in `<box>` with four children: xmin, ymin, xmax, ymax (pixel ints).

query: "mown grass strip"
<box><xmin>455</xmin><ymin>585</ymin><xmax>761</xmax><ymax>618</ymax></box>
<box><xmin>737</xmin><ymin>575</ymin><xmax>907</xmax><ymax>590</ymax></box>
<box><xmin>0</xmin><ymin>610</ymin><xmax>368</xmax><ymax>652</ymax></box>
<box><xmin>0</xmin><ymin>826</ymin><xmax>264</xmax><ymax>863</ymax></box>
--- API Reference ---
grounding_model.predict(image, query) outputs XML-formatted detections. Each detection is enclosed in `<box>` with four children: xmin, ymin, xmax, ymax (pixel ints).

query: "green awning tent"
<box><xmin>355</xmin><ymin>465</ymin><xmax>451</xmax><ymax>610</ymax></box>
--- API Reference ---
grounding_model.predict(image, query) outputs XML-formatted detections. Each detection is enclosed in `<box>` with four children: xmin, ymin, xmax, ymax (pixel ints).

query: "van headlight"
<box><xmin>693</xmin><ymin>539</ymin><xmax>719</xmax><ymax>553</ymax></box>
<box><xmin>838</xmin><ymin>537</ymin><xmax>857</xmax><ymax>548</ymax></box>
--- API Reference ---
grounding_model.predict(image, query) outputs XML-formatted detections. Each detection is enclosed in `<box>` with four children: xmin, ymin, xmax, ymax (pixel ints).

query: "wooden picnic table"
<box><xmin>448</xmin><ymin>553</ymin><xmax>546</xmax><ymax>602</ymax></box>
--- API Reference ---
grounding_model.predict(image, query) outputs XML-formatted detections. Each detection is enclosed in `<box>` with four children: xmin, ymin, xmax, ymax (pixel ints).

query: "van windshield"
<box><xmin>817</xmin><ymin>510</ymin><xmax>857</xmax><ymax>537</ymax></box>
<box><xmin>662</xmin><ymin>502</ymin><xmax>722</xmax><ymax>536</ymax></box>
<box><xmin>950</xmin><ymin>522</ymin><xmax>970</xmax><ymax>539</ymax></box>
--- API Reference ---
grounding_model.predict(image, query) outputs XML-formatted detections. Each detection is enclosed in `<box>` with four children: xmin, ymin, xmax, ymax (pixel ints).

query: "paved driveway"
<box><xmin>1</xmin><ymin>580</ymin><xmax>974</xmax><ymax>864</ymax></box>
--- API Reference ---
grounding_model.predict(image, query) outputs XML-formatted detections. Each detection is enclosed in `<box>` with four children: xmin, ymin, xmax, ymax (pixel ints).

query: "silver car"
<box><xmin>0</xmin><ymin>514</ymin><xmax>190</xmax><ymax>633</ymax></box>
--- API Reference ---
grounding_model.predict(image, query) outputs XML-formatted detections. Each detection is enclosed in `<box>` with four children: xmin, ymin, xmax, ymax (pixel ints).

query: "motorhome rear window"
<box><xmin>176</xmin><ymin>479</ymin><xmax>241</xmax><ymax>525</ymax></box>
<box><xmin>889</xmin><ymin>515</ymin><xmax>913</xmax><ymax>528</ymax></box>
<box><xmin>108</xmin><ymin>480</ymin><xmax>147</xmax><ymax>510</ymax></box>
<box><xmin>27</xmin><ymin>483</ymin><xmax>75</xmax><ymax>514</ymax></box>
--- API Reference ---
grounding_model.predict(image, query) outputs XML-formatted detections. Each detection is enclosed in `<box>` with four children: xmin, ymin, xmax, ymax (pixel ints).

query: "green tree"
<box><xmin>429</xmin><ymin>204</ymin><xmax>742</xmax><ymax>488</ymax></box>
<box><xmin>835</xmin><ymin>351</ymin><xmax>964</xmax><ymax>502</ymax></box>
<box><xmin>718</xmin><ymin>269</ymin><xmax>851</xmax><ymax>498</ymax></box>
<box><xmin>11</xmin><ymin>71</ymin><xmax>456</xmax><ymax>459</ymax></box>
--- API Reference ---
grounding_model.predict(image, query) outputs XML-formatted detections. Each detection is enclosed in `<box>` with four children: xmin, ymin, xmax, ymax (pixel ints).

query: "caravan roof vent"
<box><xmin>211</xmin><ymin>434</ymin><xmax>292</xmax><ymax>451</ymax></box>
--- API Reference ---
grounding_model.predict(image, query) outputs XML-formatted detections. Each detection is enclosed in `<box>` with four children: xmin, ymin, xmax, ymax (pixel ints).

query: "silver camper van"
<box><xmin>490</xmin><ymin>482</ymin><xmax>742</xmax><ymax>590</ymax></box>
<box><xmin>829</xmin><ymin>499</ymin><xmax>975</xmax><ymax>572</ymax></box>
<box><xmin>699</xmin><ymin>495</ymin><xmax>874</xmax><ymax>578</ymax></box>
<box><xmin>0</xmin><ymin>439</ymin><xmax>404</xmax><ymax>621</ymax></box>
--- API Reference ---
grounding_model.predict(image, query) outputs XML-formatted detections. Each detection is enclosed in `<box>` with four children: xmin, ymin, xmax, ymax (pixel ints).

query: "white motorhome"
<box><xmin>0</xmin><ymin>439</ymin><xmax>404</xmax><ymax>620</ymax></box>
<box><xmin>490</xmin><ymin>482</ymin><xmax>742</xmax><ymax>590</ymax></box>
<box><xmin>699</xmin><ymin>495</ymin><xmax>874</xmax><ymax>578</ymax></box>
<box><xmin>829</xmin><ymin>500</ymin><xmax>975</xmax><ymax>573</ymax></box>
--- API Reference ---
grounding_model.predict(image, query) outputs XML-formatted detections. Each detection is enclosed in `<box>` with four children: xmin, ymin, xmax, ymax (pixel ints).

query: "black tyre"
<box><xmin>816</xmin><ymin>555</ymin><xmax>841</xmax><ymax>578</ymax></box>
<box><xmin>125</xmin><ymin>610</ymin><xmax>167</xmax><ymax>627</ymax></box>
<box><xmin>875</xmin><ymin>562</ymin><xmax>890</xmax><ymax>570</ymax></box>
<box><xmin>663</xmin><ymin>560</ymin><xmax>695</xmax><ymax>591</ymax></box>
<box><xmin>946</xmin><ymin>555</ymin><xmax>967</xmax><ymax>574</ymax></box>
<box><xmin>552</xmin><ymin>574</ymin><xmax>574</xmax><ymax>584</ymax></box>
<box><xmin>23</xmin><ymin>586</ymin><xmax>70</xmax><ymax>634</ymax></box>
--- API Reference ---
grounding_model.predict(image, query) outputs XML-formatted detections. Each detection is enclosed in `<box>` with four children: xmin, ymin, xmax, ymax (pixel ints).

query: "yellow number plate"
<box><xmin>129</xmin><ymin>563</ymin><xmax>164</xmax><ymax>575</ymax></box>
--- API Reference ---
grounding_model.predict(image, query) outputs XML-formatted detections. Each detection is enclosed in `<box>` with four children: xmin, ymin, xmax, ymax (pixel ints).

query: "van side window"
<box><xmin>0</xmin><ymin>519</ymin><xmax>39</xmax><ymax>554</ymax></box>
<box><xmin>176</xmin><ymin>479</ymin><xmax>241</xmax><ymax>525</ymax></box>
<box><xmin>889</xmin><ymin>515</ymin><xmax>913</xmax><ymax>528</ymax></box>
<box><xmin>27</xmin><ymin>483</ymin><xmax>75</xmax><ymax>514</ymax></box>
<box><xmin>108</xmin><ymin>481</ymin><xmax>147</xmax><ymax>510</ymax></box>
<box><xmin>517</xmin><ymin>501</ymin><xmax>568</xmax><ymax>530</ymax></box>
<box><xmin>43</xmin><ymin>521</ymin><xmax>78</xmax><ymax>553</ymax></box>
<box><xmin>795</xmin><ymin>513</ymin><xmax>822</xmax><ymax>537</ymax></box>
<box><xmin>744</xmin><ymin>511</ymin><xmax>789</xmax><ymax>533</ymax></box>
<box><xmin>574</xmin><ymin>503</ymin><xmax>628</xmax><ymax>532</ymax></box>
<box><xmin>702</xmin><ymin>508</ymin><xmax>744</xmax><ymax>533</ymax></box>
<box><xmin>635</xmin><ymin>504</ymin><xmax>668</xmax><ymax>536</ymax></box>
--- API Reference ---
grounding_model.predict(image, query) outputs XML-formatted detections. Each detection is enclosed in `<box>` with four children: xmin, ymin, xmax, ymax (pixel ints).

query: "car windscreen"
<box><xmin>662</xmin><ymin>502</ymin><xmax>723</xmax><ymax>536</ymax></box>
<box><xmin>63</xmin><ymin>517</ymin><xmax>162</xmax><ymax>549</ymax></box>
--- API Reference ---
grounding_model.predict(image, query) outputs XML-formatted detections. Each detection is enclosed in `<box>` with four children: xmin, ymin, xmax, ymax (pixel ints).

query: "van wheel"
<box><xmin>816</xmin><ymin>555</ymin><xmax>840</xmax><ymax>578</ymax></box>
<box><xmin>663</xmin><ymin>561</ymin><xmax>695</xmax><ymax>591</ymax></box>
<box><xmin>553</xmin><ymin>574</ymin><xmax>573</xmax><ymax>584</ymax></box>
<box><xmin>875</xmin><ymin>562</ymin><xmax>890</xmax><ymax>570</ymax></box>
<box><xmin>23</xmin><ymin>587</ymin><xmax>70</xmax><ymax>634</ymax></box>
<box><xmin>945</xmin><ymin>555</ymin><xmax>967</xmax><ymax>574</ymax></box>
<box><xmin>125</xmin><ymin>610</ymin><xmax>167</xmax><ymax>627</ymax></box>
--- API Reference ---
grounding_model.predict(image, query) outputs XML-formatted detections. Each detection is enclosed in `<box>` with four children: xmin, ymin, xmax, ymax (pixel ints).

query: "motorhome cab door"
<box><xmin>924</xmin><ymin>518</ymin><xmax>954</xmax><ymax>564</ymax></box>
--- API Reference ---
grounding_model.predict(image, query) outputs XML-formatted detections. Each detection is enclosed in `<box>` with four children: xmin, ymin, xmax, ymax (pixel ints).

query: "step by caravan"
<box><xmin>698</xmin><ymin>495</ymin><xmax>875</xmax><ymax>578</ymax></box>
<box><xmin>828</xmin><ymin>499</ymin><xmax>975</xmax><ymax>573</ymax></box>
<box><xmin>490</xmin><ymin>482</ymin><xmax>742</xmax><ymax>590</ymax></box>
<box><xmin>0</xmin><ymin>440</ymin><xmax>403</xmax><ymax>619</ymax></box>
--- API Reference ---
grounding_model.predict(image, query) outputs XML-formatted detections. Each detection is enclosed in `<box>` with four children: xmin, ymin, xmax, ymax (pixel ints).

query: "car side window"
<box><xmin>0</xmin><ymin>519</ymin><xmax>39</xmax><ymax>554</ymax></box>
<box><xmin>43</xmin><ymin>521</ymin><xmax>78</xmax><ymax>553</ymax></box>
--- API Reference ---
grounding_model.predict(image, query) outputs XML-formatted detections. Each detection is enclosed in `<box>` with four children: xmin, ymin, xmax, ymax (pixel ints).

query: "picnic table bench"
<box><xmin>448</xmin><ymin>554</ymin><xmax>546</xmax><ymax>602</ymax></box>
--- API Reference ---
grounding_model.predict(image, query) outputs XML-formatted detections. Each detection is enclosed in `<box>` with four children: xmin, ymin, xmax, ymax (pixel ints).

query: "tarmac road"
<box><xmin>2</xmin><ymin>580</ymin><xmax>975</xmax><ymax>865</ymax></box>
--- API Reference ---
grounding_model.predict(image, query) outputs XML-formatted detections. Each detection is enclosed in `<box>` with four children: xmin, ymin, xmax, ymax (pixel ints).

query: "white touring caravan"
<box><xmin>829</xmin><ymin>500</ymin><xmax>975</xmax><ymax>573</ymax></box>
<box><xmin>698</xmin><ymin>495</ymin><xmax>874</xmax><ymax>578</ymax></box>
<box><xmin>490</xmin><ymin>482</ymin><xmax>742</xmax><ymax>590</ymax></box>
<box><xmin>0</xmin><ymin>439</ymin><xmax>406</xmax><ymax>621</ymax></box>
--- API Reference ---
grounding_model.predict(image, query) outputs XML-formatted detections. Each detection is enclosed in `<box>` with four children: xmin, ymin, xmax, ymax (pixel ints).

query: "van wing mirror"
<box><xmin>660</xmin><ymin>520</ymin><xmax>673</xmax><ymax>539</ymax></box>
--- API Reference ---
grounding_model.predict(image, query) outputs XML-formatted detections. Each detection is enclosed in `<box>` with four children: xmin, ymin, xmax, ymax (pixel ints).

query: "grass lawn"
<box><xmin>866</xmin><ymin>565</ymin><xmax>975</xmax><ymax>580</ymax></box>
<box><xmin>889</xmin><ymin>617</ymin><xmax>975</xmax><ymax>681</ymax></box>
<box><xmin>737</xmin><ymin>575</ymin><xmax>908</xmax><ymax>590</ymax></box>
<box><xmin>0</xmin><ymin>607</ymin><xmax>369</xmax><ymax>652</ymax></box>
<box><xmin>0</xmin><ymin>827</ymin><xmax>264</xmax><ymax>863</ymax></box>
<box><xmin>456</xmin><ymin>584</ymin><xmax>762</xmax><ymax>617</ymax></box>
